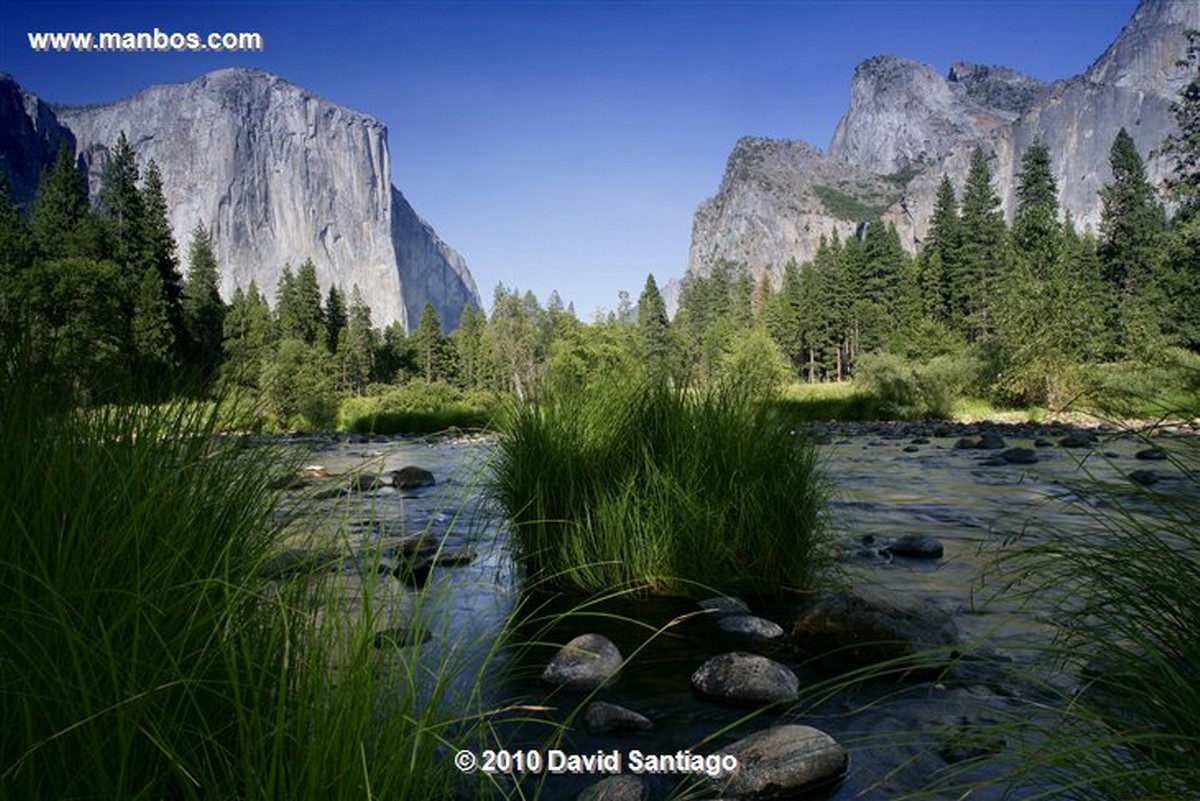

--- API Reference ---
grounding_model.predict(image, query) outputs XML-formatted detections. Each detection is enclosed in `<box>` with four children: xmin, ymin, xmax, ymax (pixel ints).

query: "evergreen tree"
<box><xmin>0</xmin><ymin>178</ymin><xmax>33</xmax><ymax>329</ymax></box>
<box><xmin>488</xmin><ymin>284</ymin><xmax>540</xmax><ymax>399</ymax></box>
<box><xmin>139</xmin><ymin>161</ymin><xmax>183</xmax><ymax>309</ymax></box>
<box><xmin>1161</xmin><ymin>30</ymin><xmax>1200</xmax><ymax>216</ymax></box>
<box><xmin>956</xmin><ymin>147</ymin><xmax>1008</xmax><ymax>341</ymax></box>
<box><xmin>451</xmin><ymin>304</ymin><xmax>487</xmax><ymax>390</ymax></box>
<box><xmin>413</xmin><ymin>301</ymin><xmax>447</xmax><ymax>384</ymax></box>
<box><xmin>335</xmin><ymin>285</ymin><xmax>376</xmax><ymax>394</ymax></box>
<box><xmin>1100</xmin><ymin>129</ymin><xmax>1168</xmax><ymax>356</ymax></box>
<box><xmin>920</xmin><ymin>175</ymin><xmax>961</xmax><ymax>324</ymax></box>
<box><xmin>636</xmin><ymin>273</ymin><xmax>673</xmax><ymax>380</ymax></box>
<box><xmin>132</xmin><ymin>266</ymin><xmax>174</xmax><ymax>384</ymax></box>
<box><xmin>376</xmin><ymin>321</ymin><xmax>413</xmax><ymax>383</ymax></box>
<box><xmin>276</xmin><ymin>260</ymin><xmax>325</xmax><ymax>346</ymax></box>
<box><xmin>324</xmin><ymin>285</ymin><xmax>347</xmax><ymax>353</ymax></box>
<box><xmin>182</xmin><ymin>222</ymin><xmax>226</xmax><ymax>379</ymax></box>
<box><xmin>99</xmin><ymin>131</ymin><xmax>144</xmax><ymax>280</ymax></box>
<box><xmin>31</xmin><ymin>142</ymin><xmax>96</xmax><ymax>261</ymax></box>
<box><xmin>221</xmin><ymin>281</ymin><xmax>274</xmax><ymax>390</ymax></box>
<box><xmin>1160</xmin><ymin>31</ymin><xmax>1200</xmax><ymax>350</ymax></box>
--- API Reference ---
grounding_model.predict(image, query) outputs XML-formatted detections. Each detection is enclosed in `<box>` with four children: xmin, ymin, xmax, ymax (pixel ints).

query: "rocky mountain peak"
<box><xmin>828</xmin><ymin>54</ymin><xmax>1011</xmax><ymax>175</ymax></box>
<box><xmin>687</xmin><ymin>0</ymin><xmax>1200</xmax><ymax>293</ymax></box>
<box><xmin>946</xmin><ymin>62</ymin><xmax>1048</xmax><ymax>114</ymax></box>
<box><xmin>1085</xmin><ymin>0</ymin><xmax>1197</xmax><ymax>95</ymax></box>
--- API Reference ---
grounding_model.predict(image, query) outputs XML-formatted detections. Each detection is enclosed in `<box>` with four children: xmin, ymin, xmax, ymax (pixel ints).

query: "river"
<box><xmin>283</xmin><ymin>420</ymin><xmax>1197</xmax><ymax>800</ymax></box>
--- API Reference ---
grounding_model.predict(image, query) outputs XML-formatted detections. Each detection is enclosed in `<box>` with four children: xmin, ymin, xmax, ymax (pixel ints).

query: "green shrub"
<box><xmin>489</xmin><ymin>376</ymin><xmax>832</xmax><ymax>598</ymax></box>
<box><xmin>854</xmin><ymin>350</ymin><xmax>978</xmax><ymax>419</ymax></box>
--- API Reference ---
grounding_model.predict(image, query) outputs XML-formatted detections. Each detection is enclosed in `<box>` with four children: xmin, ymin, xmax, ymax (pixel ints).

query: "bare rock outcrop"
<box><xmin>2</xmin><ymin>68</ymin><xmax>479</xmax><ymax>330</ymax></box>
<box><xmin>686</xmin><ymin>0</ymin><xmax>1200</xmax><ymax>291</ymax></box>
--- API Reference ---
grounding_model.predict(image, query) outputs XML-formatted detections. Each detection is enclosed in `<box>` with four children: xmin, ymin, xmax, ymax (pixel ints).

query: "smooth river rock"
<box><xmin>577</xmin><ymin>774</ymin><xmax>648</xmax><ymax>801</ymax></box>
<box><xmin>691</xmin><ymin>652</ymin><xmax>799</xmax><ymax>706</ymax></box>
<box><xmin>392</xmin><ymin>466</ymin><xmax>436</xmax><ymax>489</ymax></box>
<box><xmin>884</xmin><ymin>534</ymin><xmax>944</xmax><ymax>559</ymax></box>
<box><xmin>792</xmin><ymin>587</ymin><xmax>958</xmax><ymax>673</ymax></box>
<box><xmin>712</xmin><ymin>725</ymin><xmax>847</xmax><ymax>799</ymax></box>
<box><xmin>698</xmin><ymin>596</ymin><xmax>752</xmax><ymax>618</ymax></box>
<box><xmin>583</xmin><ymin>701</ymin><xmax>653</xmax><ymax>735</ymax></box>
<box><xmin>542</xmin><ymin>634</ymin><xmax>623</xmax><ymax>690</ymax></box>
<box><xmin>717</xmin><ymin>615</ymin><xmax>786</xmax><ymax>642</ymax></box>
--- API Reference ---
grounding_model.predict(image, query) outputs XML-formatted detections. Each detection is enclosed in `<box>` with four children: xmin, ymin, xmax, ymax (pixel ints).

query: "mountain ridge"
<box><xmin>685</xmin><ymin>0</ymin><xmax>1199</xmax><ymax>292</ymax></box>
<box><xmin>0</xmin><ymin>68</ymin><xmax>480</xmax><ymax>331</ymax></box>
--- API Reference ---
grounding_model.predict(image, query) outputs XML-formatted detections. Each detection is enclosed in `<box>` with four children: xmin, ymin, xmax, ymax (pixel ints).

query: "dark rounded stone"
<box><xmin>691</xmin><ymin>652</ymin><xmax>800</xmax><ymax>706</ymax></box>
<box><xmin>583</xmin><ymin>701</ymin><xmax>653</xmax><ymax>734</ymax></box>
<box><xmin>392</xmin><ymin>466</ymin><xmax>436</xmax><ymax>489</ymax></box>
<box><xmin>543</xmin><ymin>634</ymin><xmax>623</xmax><ymax>690</ymax></box>
<box><xmin>885</xmin><ymin>533</ymin><xmax>944</xmax><ymax>559</ymax></box>
<box><xmin>713</xmin><ymin>725</ymin><xmax>847</xmax><ymax>798</ymax></box>
<box><xmin>903</xmin><ymin>445</ymin><xmax>920</xmax><ymax>453</ymax></box>
<box><xmin>792</xmin><ymin>587</ymin><xmax>959</xmax><ymax>672</ymax></box>
<box><xmin>1129</xmin><ymin>469</ymin><xmax>1160</xmax><ymax>486</ymax></box>
<box><xmin>698</xmin><ymin>596</ymin><xmax>751</xmax><ymax>618</ymax></box>
<box><xmin>1001</xmin><ymin>447</ymin><xmax>1038</xmax><ymax>465</ymax></box>
<box><xmin>717</xmin><ymin>614</ymin><xmax>786</xmax><ymax>641</ymax></box>
<box><xmin>1135</xmin><ymin>448</ymin><xmax>1168</xmax><ymax>461</ymax></box>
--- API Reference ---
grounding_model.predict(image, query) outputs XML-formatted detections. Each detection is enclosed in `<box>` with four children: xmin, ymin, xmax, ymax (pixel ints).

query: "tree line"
<box><xmin>2</xmin><ymin>41</ymin><xmax>1197</xmax><ymax>419</ymax></box>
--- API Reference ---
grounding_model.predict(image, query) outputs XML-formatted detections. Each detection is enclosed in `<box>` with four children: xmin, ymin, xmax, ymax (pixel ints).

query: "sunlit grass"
<box><xmin>490</xmin><ymin>377</ymin><xmax>833</xmax><ymax>598</ymax></box>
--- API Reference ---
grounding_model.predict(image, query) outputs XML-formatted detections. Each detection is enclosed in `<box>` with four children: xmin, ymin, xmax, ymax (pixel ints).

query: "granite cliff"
<box><xmin>687</xmin><ymin>0</ymin><xmax>1199</xmax><ymax>289</ymax></box>
<box><xmin>0</xmin><ymin>68</ymin><xmax>479</xmax><ymax>330</ymax></box>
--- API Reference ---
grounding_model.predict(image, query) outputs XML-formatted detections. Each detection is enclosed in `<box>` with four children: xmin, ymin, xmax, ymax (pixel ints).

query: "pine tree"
<box><xmin>335</xmin><ymin>285</ymin><xmax>376</xmax><ymax>394</ymax></box>
<box><xmin>324</xmin><ymin>285</ymin><xmax>347</xmax><ymax>353</ymax></box>
<box><xmin>957</xmin><ymin>147</ymin><xmax>1007</xmax><ymax>341</ymax></box>
<box><xmin>1160</xmin><ymin>31</ymin><xmax>1200</xmax><ymax>350</ymax></box>
<box><xmin>920</xmin><ymin>175</ymin><xmax>961</xmax><ymax>324</ymax></box>
<box><xmin>275</xmin><ymin>261</ymin><xmax>325</xmax><ymax>346</ymax></box>
<box><xmin>636</xmin><ymin>273</ymin><xmax>673</xmax><ymax>380</ymax></box>
<box><xmin>139</xmin><ymin>161</ymin><xmax>183</xmax><ymax>308</ymax></box>
<box><xmin>1100</xmin><ymin>129</ymin><xmax>1167</xmax><ymax>356</ymax></box>
<box><xmin>451</xmin><ymin>304</ymin><xmax>486</xmax><ymax>390</ymax></box>
<box><xmin>31</xmin><ymin>142</ymin><xmax>93</xmax><ymax>260</ymax></box>
<box><xmin>0</xmin><ymin>178</ymin><xmax>33</xmax><ymax>329</ymax></box>
<box><xmin>1161</xmin><ymin>30</ymin><xmax>1200</xmax><ymax>217</ymax></box>
<box><xmin>132</xmin><ymin>266</ymin><xmax>174</xmax><ymax>376</ymax></box>
<box><xmin>413</xmin><ymin>301</ymin><xmax>446</xmax><ymax>384</ymax></box>
<box><xmin>221</xmin><ymin>281</ymin><xmax>274</xmax><ymax>390</ymax></box>
<box><xmin>182</xmin><ymin>222</ymin><xmax>226</xmax><ymax>379</ymax></box>
<box><xmin>99</xmin><ymin>131</ymin><xmax>144</xmax><ymax>280</ymax></box>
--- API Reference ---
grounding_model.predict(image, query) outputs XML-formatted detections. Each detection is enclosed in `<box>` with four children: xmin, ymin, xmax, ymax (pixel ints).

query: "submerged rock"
<box><xmin>1001</xmin><ymin>447</ymin><xmax>1038</xmax><ymax>465</ymax></box>
<box><xmin>577</xmin><ymin>774</ymin><xmax>648</xmax><ymax>801</ymax></box>
<box><xmin>543</xmin><ymin>634</ymin><xmax>623</xmax><ymax>690</ymax></box>
<box><xmin>717</xmin><ymin>615</ymin><xmax>786</xmax><ymax>642</ymax></box>
<box><xmin>1128</xmin><ymin>469</ymin><xmax>1160</xmax><ymax>486</ymax></box>
<box><xmin>691</xmin><ymin>652</ymin><xmax>799</xmax><ymax>706</ymax></box>
<box><xmin>791</xmin><ymin>587</ymin><xmax>958</xmax><ymax>673</ymax></box>
<box><xmin>698</xmin><ymin>596</ymin><xmax>752</xmax><ymax>618</ymax></box>
<box><xmin>713</xmin><ymin>725</ymin><xmax>847</xmax><ymax>798</ymax></box>
<box><xmin>884</xmin><ymin>534</ymin><xmax>944</xmax><ymax>559</ymax></box>
<box><xmin>1135</xmin><ymin>447</ymin><xmax>1168</xmax><ymax>461</ymax></box>
<box><xmin>583</xmin><ymin>701</ymin><xmax>653</xmax><ymax>734</ymax></box>
<box><xmin>392</xmin><ymin>466</ymin><xmax>436</xmax><ymax>489</ymax></box>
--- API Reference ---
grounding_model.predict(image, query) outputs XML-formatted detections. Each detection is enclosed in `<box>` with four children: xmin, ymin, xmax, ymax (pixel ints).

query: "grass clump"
<box><xmin>0</xmin><ymin>351</ymin><xmax>488</xmax><ymax>799</ymax></box>
<box><xmin>489</xmin><ymin>377</ymin><xmax>832</xmax><ymax>598</ymax></box>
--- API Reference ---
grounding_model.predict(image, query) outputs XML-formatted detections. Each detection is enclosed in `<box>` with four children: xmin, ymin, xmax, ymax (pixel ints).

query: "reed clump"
<box><xmin>490</xmin><ymin>377</ymin><xmax>833</xmax><ymax>597</ymax></box>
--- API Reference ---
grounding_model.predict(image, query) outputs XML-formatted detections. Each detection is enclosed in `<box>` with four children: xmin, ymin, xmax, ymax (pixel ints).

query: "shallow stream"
<box><xmin>284</xmin><ymin>421</ymin><xmax>1196</xmax><ymax>800</ymax></box>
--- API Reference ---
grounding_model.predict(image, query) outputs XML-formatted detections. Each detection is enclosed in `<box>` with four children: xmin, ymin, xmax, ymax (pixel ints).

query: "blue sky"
<box><xmin>4</xmin><ymin>1</ymin><xmax>1137</xmax><ymax>318</ymax></box>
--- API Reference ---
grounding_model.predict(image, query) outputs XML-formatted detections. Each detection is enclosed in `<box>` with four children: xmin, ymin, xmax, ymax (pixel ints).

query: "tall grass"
<box><xmin>0</xmin><ymin>350</ymin><xmax>496</xmax><ymax>799</ymax></box>
<box><xmin>489</xmin><ymin>377</ymin><xmax>832</xmax><ymax>598</ymax></box>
